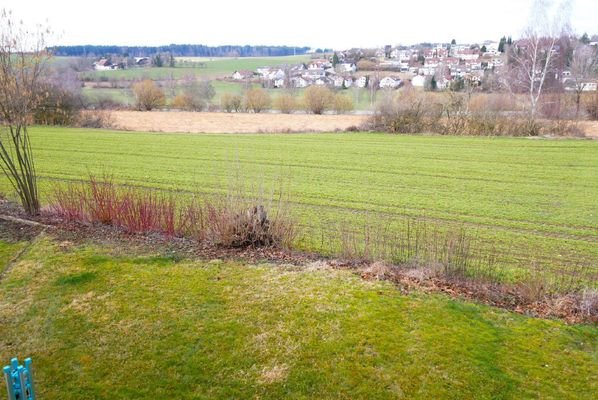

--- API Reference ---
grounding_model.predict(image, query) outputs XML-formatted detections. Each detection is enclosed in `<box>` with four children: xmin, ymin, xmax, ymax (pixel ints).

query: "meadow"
<box><xmin>0</xmin><ymin>235</ymin><xmax>596</xmax><ymax>399</ymax></box>
<box><xmin>78</xmin><ymin>55</ymin><xmax>311</xmax><ymax>81</ymax></box>
<box><xmin>1</xmin><ymin>127</ymin><xmax>596</xmax><ymax>287</ymax></box>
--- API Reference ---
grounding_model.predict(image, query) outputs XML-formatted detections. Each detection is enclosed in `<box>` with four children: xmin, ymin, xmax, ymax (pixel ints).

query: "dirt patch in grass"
<box><xmin>111</xmin><ymin>111</ymin><xmax>368</xmax><ymax>133</ymax></box>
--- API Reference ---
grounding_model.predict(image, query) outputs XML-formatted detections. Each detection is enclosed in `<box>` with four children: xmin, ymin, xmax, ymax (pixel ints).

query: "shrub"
<box><xmin>221</xmin><ymin>93</ymin><xmax>243</xmax><ymax>112</ymax></box>
<box><xmin>584</xmin><ymin>92</ymin><xmax>598</xmax><ymax>120</ymax></box>
<box><xmin>171</xmin><ymin>93</ymin><xmax>206</xmax><ymax>111</ymax></box>
<box><xmin>333</xmin><ymin>93</ymin><xmax>354</xmax><ymax>114</ymax></box>
<box><xmin>33</xmin><ymin>81</ymin><xmax>83</xmax><ymax>125</ymax></box>
<box><xmin>303</xmin><ymin>86</ymin><xmax>334</xmax><ymax>114</ymax></box>
<box><xmin>244</xmin><ymin>88</ymin><xmax>271</xmax><ymax>113</ymax></box>
<box><xmin>367</xmin><ymin>89</ymin><xmax>442</xmax><ymax>133</ymax></box>
<box><xmin>173</xmin><ymin>80</ymin><xmax>215</xmax><ymax>111</ymax></box>
<box><xmin>274</xmin><ymin>93</ymin><xmax>297</xmax><ymax>114</ymax></box>
<box><xmin>75</xmin><ymin>110</ymin><xmax>115</xmax><ymax>129</ymax></box>
<box><xmin>467</xmin><ymin>93</ymin><xmax>518</xmax><ymax>113</ymax></box>
<box><xmin>50</xmin><ymin>175</ymin><xmax>297</xmax><ymax>249</ymax></box>
<box><xmin>132</xmin><ymin>79</ymin><xmax>165</xmax><ymax>111</ymax></box>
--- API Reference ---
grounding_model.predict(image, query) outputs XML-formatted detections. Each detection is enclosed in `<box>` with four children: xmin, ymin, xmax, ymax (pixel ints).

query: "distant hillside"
<box><xmin>50</xmin><ymin>44</ymin><xmax>317</xmax><ymax>57</ymax></box>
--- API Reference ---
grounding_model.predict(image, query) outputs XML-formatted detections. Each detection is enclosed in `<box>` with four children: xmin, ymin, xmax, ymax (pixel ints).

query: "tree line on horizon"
<box><xmin>50</xmin><ymin>44</ymin><xmax>316</xmax><ymax>58</ymax></box>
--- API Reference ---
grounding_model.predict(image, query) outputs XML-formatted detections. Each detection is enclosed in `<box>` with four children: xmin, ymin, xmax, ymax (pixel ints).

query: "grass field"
<box><xmin>1</xmin><ymin>127</ymin><xmax>597</xmax><ymax>285</ymax></box>
<box><xmin>0</xmin><ymin>235</ymin><xmax>596</xmax><ymax>399</ymax></box>
<box><xmin>79</xmin><ymin>55</ymin><xmax>310</xmax><ymax>81</ymax></box>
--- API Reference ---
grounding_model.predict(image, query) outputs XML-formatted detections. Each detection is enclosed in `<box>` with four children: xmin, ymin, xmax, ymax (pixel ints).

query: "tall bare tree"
<box><xmin>569</xmin><ymin>42</ymin><xmax>598</xmax><ymax>118</ymax></box>
<box><xmin>0</xmin><ymin>9</ymin><xmax>51</xmax><ymax>214</ymax></box>
<box><xmin>507</xmin><ymin>0</ymin><xmax>571</xmax><ymax>120</ymax></box>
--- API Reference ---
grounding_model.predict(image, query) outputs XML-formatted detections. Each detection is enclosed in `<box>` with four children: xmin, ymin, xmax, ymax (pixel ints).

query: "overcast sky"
<box><xmin>3</xmin><ymin>0</ymin><xmax>597</xmax><ymax>49</ymax></box>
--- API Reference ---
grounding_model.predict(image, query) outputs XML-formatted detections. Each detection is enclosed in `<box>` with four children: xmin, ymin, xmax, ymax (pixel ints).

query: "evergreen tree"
<box><xmin>332</xmin><ymin>52</ymin><xmax>339</xmax><ymax>67</ymax></box>
<box><xmin>498</xmin><ymin>36</ymin><xmax>507</xmax><ymax>53</ymax></box>
<box><xmin>152</xmin><ymin>54</ymin><xmax>163</xmax><ymax>67</ymax></box>
<box><xmin>480</xmin><ymin>45</ymin><xmax>487</xmax><ymax>53</ymax></box>
<box><xmin>580</xmin><ymin>32</ymin><xmax>590</xmax><ymax>44</ymax></box>
<box><xmin>451</xmin><ymin>39</ymin><xmax>456</xmax><ymax>45</ymax></box>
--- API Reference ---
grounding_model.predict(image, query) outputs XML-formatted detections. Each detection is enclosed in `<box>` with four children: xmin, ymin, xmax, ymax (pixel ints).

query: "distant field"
<box><xmin>1</xmin><ymin>127</ymin><xmax>596</xmax><ymax>284</ymax></box>
<box><xmin>79</xmin><ymin>55</ymin><xmax>310</xmax><ymax>81</ymax></box>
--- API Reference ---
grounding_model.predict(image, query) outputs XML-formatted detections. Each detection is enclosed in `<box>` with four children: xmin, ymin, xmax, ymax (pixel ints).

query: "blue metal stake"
<box><xmin>3</xmin><ymin>357</ymin><xmax>36</xmax><ymax>400</ymax></box>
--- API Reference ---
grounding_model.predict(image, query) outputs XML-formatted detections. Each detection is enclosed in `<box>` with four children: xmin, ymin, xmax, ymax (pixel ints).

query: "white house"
<box><xmin>266</xmin><ymin>69</ymin><xmax>285</xmax><ymax>80</ymax></box>
<box><xmin>379</xmin><ymin>76</ymin><xmax>402</xmax><ymax>89</ymax></box>
<box><xmin>308</xmin><ymin>60</ymin><xmax>331</xmax><ymax>70</ymax></box>
<box><xmin>303</xmin><ymin>68</ymin><xmax>326</xmax><ymax>79</ymax></box>
<box><xmin>564</xmin><ymin>80</ymin><xmax>598</xmax><ymax>92</ymax></box>
<box><xmin>232</xmin><ymin>70</ymin><xmax>253</xmax><ymax>80</ymax></box>
<box><xmin>274</xmin><ymin>78</ymin><xmax>286</xmax><ymax>88</ymax></box>
<box><xmin>355</xmin><ymin>76</ymin><xmax>368</xmax><ymax>88</ymax></box>
<box><xmin>412</xmin><ymin>75</ymin><xmax>426</xmax><ymax>87</ymax></box>
<box><xmin>93</xmin><ymin>59</ymin><xmax>120</xmax><ymax>71</ymax></box>
<box><xmin>337</xmin><ymin>63</ymin><xmax>357</xmax><ymax>73</ymax></box>
<box><xmin>256</xmin><ymin>67</ymin><xmax>271</xmax><ymax>76</ymax></box>
<box><xmin>291</xmin><ymin>77</ymin><xmax>308</xmax><ymax>88</ymax></box>
<box><xmin>420</xmin><ymin>67</ymin><xmax>436</xmax><ymax>76</ymax></box>
<box><xmin>457</xmin><ymin>50</ymin><xmax>480</xmax><ymax>61</ymax></box>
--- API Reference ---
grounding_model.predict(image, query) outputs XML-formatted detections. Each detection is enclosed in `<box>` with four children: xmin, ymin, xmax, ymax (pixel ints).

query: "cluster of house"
<box><xmin>379</xmin><ymin>43</ymin><xmax>505</xmax><ymax>89</ymax></box>
<box><xmin>231</xmin><ymin>43</ymin><xmax>508</xmax><ymax>90</ymax></box>
<box><xmin>232</xmin><ymin>59</ymin><xmax>379</xmax><ymax>89</ymax></box>
<box><xmin>93</xmin><ymin>57</ymin><xmax>150</xmax><ymax>70</ymax></box>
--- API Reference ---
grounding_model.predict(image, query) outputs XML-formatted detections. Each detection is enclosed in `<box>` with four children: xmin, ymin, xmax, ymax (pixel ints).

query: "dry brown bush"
<box><xmin>76</xmin><ymin>110</ymin><xmax>115</xmax><ymax>129</ymax></box>
<box><xmin>584</xmin><ymin>92</ymin><xmax>598</xmax><ymax>120</ymax></box>
<box><xmin>332</xmin><ymin>93</ymin><xmax>354</xmax><ymax>114</ymax></box>
<box><xmin>274</xmin><ymin>93</ymin><xmax>297</xmax><ymax>114</ymax></box>
<box><xmin>220</xmin><ymin>93</ymin><xmax>243</xmax><ymax>113</ymax></box>
<box><xmin>132</xmin><ymin>79</ymin><xmax>165</xmax><ymax>111</ymax></box>
<box><xmin>244</xmin><ymin>88</ymin><xmax>271</xmax><ymax>113</ymax></box>
<box><xmin>468</xmin><ymin>93</ymin><xmax>518</xmax><ymax>113</ymax></box>
<box><xmin>303</xmin><ymin>86</ymin><xmax>334</xmax><ymax>114</ymax></box>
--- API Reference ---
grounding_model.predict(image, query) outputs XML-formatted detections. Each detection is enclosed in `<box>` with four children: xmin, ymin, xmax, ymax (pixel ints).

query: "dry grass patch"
<box><xmin>111</xmin><ymin>111</ymin><xmax>367</xmax><ymax>133</ymax></box>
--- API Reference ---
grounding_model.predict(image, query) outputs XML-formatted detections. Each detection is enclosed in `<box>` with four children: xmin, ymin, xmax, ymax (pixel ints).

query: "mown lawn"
<box><xmin>0</xmin><ymin>235</ymin><xmax>596</xmax><ymax>399</ymax></box>
<box><xmin>2</xmin><ymin>127</ymin><xmax>595</xmax><ymax>284</ymax></box>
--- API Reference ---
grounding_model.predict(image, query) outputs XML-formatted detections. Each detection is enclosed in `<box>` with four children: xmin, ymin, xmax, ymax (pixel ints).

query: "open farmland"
<box><xmin>1</xmin><ymin>127</ymin><xmax>597</xmax><ymax>285</ymax></box>
<box><xmin>78</xmin><ymin>55</ymin><xmax>310</xmax><ymax>81</ymax></box>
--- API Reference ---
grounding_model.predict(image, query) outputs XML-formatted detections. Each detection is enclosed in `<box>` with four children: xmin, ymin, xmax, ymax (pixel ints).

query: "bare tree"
<box><xmin>569</xmin><ymin>42</ymin><xmax>598</xmax><ymax>118</ymax></box>
<box><xmin>507</xmin><ymin>0</ymin><xmax>571</xmax><ymax>120</ymax></box>
<box><xmin>0</xmin><ymin>9</ymin><xmax>51</xmax><ymax>214</ymax></box>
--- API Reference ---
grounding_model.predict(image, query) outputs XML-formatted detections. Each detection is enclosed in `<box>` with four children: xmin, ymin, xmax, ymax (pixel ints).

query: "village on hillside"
<box><xmin>227</xmin><ymin>40</ymin><xmax>598</xmax><ymax>92</ymax></box>
<box><xmin>90</xmin><ymin>38</ymin><xmax>598</xmax><ymax>96</ymax></box>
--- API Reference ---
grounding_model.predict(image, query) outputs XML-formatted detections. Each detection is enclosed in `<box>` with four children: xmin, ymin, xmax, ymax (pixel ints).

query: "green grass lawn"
<box><xmin>1</xmin><ymin>128</ymin><xmax>597</xmax><ymax>284</ymax></box>
<box><xmin>0</xmin><ymin>241</ymin><xmax>26</xmax><ymax>273</ymax></box>
<box><xmin>0</xmin><ymin>235</ymin><xmax>596</xmax><ymax>399</ymax></box>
